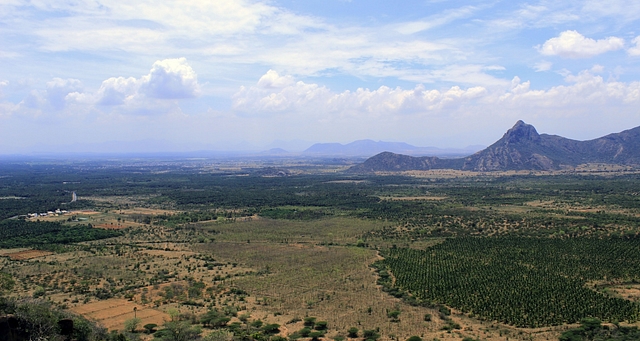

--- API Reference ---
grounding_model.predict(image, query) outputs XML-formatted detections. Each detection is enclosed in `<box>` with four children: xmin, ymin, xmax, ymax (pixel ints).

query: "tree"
<box><xmin>201</xmin><ymin>309</ymin><xmax>230</xmax><ymax>328</ymax></box>
<box><xmin>0</xmin><ymin>272</ymin><xmax>15</xmax><ymax>295</ymax></box>
<box><xmin>161</xmin><ymin>320</ymin><xmax>202</xmax><ymax>341</ymax></box>
<box><xmin>314</xmin><ymin>321</ymin><xmax>328</xmax><ymax>330</ymax></box>
<box><xmin>303</xmin><ymin>317</ymin><xmax>317</xmax><ymax>327</ymax></box>
<box><xmin>299</xmin><ymin>327</ymin><xmax>312</xmax><ymax>337</ymax></box>
<box><xmin>202</xmin><ymin>329</ymin><xmax>234</xmax><ymax>341</ymax></box>
<box><xmin>262</xmin><ymin>323</ymin><xmax>281</xmax><ymax>334</ymax></box>
<box><xmin>310</xmin><ymin>331</ymin><xmax>325</xmax><ymax>341</ymax></box>
<box><xmin>347</xmin><ymin>327</ymin><xmax>359</xmax><ymax>338</ymax></box>
<box><xmin>144</xmin><ymin>323</ymin><xmax>158</xmax><ymax>334</ymax></box>
<box><xmin>387</xmin><ymin>310</ymin><xmax>400</xmax><ymax>321</ymax></box>
<box><xmin>363</xmin><ymin>330</ymin><xmax>380</xmax><ymax>341</ymax></box>
<box><xmin>124</xmin><ymin>317</ymin><xmax>141</xmax><ymax>333</ymax></box>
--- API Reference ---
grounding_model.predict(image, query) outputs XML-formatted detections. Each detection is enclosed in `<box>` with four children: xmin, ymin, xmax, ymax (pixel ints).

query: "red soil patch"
<box><xmin>5</xmin><ymin>249</ymin><xmax>53</xmax><ymax>260</ymax></box>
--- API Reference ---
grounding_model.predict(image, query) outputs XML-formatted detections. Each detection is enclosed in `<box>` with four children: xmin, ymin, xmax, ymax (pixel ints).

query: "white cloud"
<box><xmin>538</xmin><ymin>30</ymin><xmax>625</xmax><ymax>59</ymax></box>
<box><xmin>395</xmin><ymin>6</ymin><xmax>479</xmax><ymax>35</ymax></box>
<box><xmin>0</xmin><ymin>80</ymin><xmax>7</xmax><ymax>97</ymax></box>
<box><xmin>95</xmin><ymin>77</ymin><xmax>139</xmax><ymax>105</ymax></box>
<box><xmin>18</xmin><ymin>78</ymin><xmax>84</xmax><ymax>112</ymax></box>
<box><xmin>10</xmin><ymin>58</ymin><xmax>200</xmax><ymax>118</ymax></box>
<box><xmin>233</xmin><ymin>70</ymin><xmax>487</xmax><ymax>115</ymax></box>
<box><xmin>628</xmin><ymin>36</ymin><xmax>640</xmax><ymax>56</ymax></box>
<box><xmin>533</xmin><ymin>61</ymin><xmax>552</xmax><ymax>72</ymax></box>
<box><xmin>234</xmin><ymin>69</ymin><xmax>640</xmax><ymax>121</ymax></box>
<box><xmin>139</xmin><ymin>58</ymin><xmax>200</xmax><ymax>99</ymax></box>
<box><xmin>256</xmin><ymin>70</ymin><xmax>295</xmax><ymax>89</ymax></box>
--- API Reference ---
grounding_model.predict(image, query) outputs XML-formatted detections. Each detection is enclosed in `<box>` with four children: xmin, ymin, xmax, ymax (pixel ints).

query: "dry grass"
<box><xmin>195</xmin><ymin>241</ymin><xmax>564</xmax><ymax>341</ymax></box>
<box><xmin>0</xmin><ymin>212</ymin><xmax>595</xmax><ymax>340</ymax></box>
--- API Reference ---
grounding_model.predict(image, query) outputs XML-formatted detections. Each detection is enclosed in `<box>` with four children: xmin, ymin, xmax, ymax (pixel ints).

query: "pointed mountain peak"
<box><xmin>502</xmin><ymin>120</ymin><xmax>540</xmax><ymax>144</ymax></box>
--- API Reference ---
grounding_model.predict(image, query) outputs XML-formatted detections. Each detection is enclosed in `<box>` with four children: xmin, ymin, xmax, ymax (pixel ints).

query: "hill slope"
<box><xmin>349</xmin><ymin>121</ymin><xmax>640</xmax><ymax>172</ymax></box>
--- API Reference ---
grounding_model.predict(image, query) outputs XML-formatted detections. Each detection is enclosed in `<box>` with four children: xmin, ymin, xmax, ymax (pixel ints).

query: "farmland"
<box><xmin>0</xmin><ymin>159</ymin><xmax>639</xmax><ymax>341</ymax></box>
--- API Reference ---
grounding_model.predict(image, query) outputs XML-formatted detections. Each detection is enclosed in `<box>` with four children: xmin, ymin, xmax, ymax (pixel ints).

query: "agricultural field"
<box><xmin>0</xmin><ymin>159</ymin><xmax>639</xmax><ymax>341</ymax></box>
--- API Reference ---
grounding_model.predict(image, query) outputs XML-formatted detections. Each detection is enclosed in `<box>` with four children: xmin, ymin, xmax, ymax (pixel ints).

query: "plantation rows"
<box><xmin>376</xmin><ymin>237</ymin><xmax>640</xmax><ymax>327</ymax></box>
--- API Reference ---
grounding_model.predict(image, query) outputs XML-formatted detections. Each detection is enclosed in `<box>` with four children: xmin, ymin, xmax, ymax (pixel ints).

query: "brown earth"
<box><xmin>71</xmin><ymin>299</ymin><xmax>170</xmax><ymax>331</ymax></box>
<box><xmin>4</xmin><ymin>249</ymin><xmax>53</xmax><ymax>260</ymax></box>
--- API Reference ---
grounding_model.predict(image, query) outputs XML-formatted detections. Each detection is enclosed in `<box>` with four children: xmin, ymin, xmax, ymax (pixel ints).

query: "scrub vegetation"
<box><xmin>0</xmin><ymin>159</ymin><xmax>639</xmax><ymax>341</ymax></box>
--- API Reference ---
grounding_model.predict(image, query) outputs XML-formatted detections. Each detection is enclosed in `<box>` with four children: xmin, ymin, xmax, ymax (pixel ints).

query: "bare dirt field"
<box><xmin>0</xmin><ymin>248</ymin><xmax>29</xmax><ymax>256</ymax></box>
<box><xmin>3</xmin><ymin>249</ymin><xmax>53</xmax><ymax>260</ymax></box>
<box><xmin>70</xmin><ymin>299</ymin><xmax>170</xmax><ymax>331</ymax></box>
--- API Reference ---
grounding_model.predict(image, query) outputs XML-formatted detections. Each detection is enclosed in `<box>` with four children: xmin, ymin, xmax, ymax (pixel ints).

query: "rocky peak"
<box><xmin>501</xmin><ymin>120</ymin><xmax>540</xmax><ymax>144</ymax></box>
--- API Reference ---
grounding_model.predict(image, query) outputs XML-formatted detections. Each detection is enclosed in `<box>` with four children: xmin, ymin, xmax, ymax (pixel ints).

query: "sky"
<box><xmin>1</xmin><ymin>0</ymin><xmax>640</xmax><ymax>153</ymax></box>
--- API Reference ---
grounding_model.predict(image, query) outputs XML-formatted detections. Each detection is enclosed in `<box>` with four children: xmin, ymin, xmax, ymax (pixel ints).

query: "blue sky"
<box><xmin>1</xmin><ymin>0</ymin><xmax>640</xmax><ymax>153</ymax></box>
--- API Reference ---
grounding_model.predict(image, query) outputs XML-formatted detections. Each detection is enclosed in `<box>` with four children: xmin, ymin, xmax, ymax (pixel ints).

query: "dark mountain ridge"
<box><xmin>349</xmin><ymin>121</ymin><xmax>640</xmax><ymax>172</ymax></box>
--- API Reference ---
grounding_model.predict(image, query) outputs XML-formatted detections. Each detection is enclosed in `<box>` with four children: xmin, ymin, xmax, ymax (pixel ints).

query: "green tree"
<box><xmin>310</xmin><ymin>331</ymin><xmax>325</xmax><ymax>341</ymax></box>
<box><xmin>303</xmin><ymin>317</ymin><xmax>317</xmax><ymax>327</ymax></box>
<box><xmin>203</xmin><ymin>330</ymin><xmax>235</xmax><ymax>341</ymax></box>
<box><xmin>201</xmin><ymin>309</ymin><xmax>230</xmax><ymax>328</ymax></box>
<box><xmin>143</xmin><ymin>323</ymin><xmax>158</xmax><ymax>334</ymax></box>
<box><xmin>161</xmin><ymin>320</ymin><xmax>202</xmax><ymax>341</ymax></box>
<box><xmin>363</xmin><ymin>330</ymin><xmax>380</xmax><ymax>341</ymax></box>
<box><xmin>262</xmin><ymin>323</ymin><xmax>281</xmax><ymax>334</ymax></box>
<box><xmin>387</xmin><ymin>310</ymin><xmax>400</xmax><ymax>321</ymax></box>
<box><xmin>314</xmin><ymin>321</ymin><xmax>328</xmax><ymax>330</ymax></box>
<box><xmin>124</xmin><ymin>317</ymin><xmax>141</xmax><ymax>333</ymax></box>
<box><xmin>0</xmin><ymin>272</ymin><xmax>15</xmax><ymax>294</ymax></box>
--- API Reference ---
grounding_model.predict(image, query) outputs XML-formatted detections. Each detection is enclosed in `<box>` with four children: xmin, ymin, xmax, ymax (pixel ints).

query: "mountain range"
<box><xmin>348</xmin><ymin>120</ymin><xmax>640</xmax><ymax>172</ymax></box>
<box><xmin>302</xmin><ymin>140</ymin><xmax>483</xmax><ymax>157</ymax></box>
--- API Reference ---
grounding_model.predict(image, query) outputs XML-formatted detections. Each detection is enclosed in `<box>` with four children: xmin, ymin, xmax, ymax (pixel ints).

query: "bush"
<box><xmin>144</xmin><ymin>323</ymin><xmax>158</xmax><ymax>334</ymax></box>
<box><xmin>363</xmin><ymin>330</ymin><xmax>380</xmax><ymax>341</ymax></box>
<box><xmin>299</xmin><ymin>327</ymin><xmax>312</xmax><ymax>337</ymax></box>
<box><xmin>314</xmin><ymin>321</ymin><xmax>328</xmax><ymax>330</ymax></box>
<box><xmin>303</xmin><ymin>317</ymin><xmax>317</xmax><ymax>326</ymax></box>
<box><xmin>347</xmin><ymin>327</ymin><xmax>359</xmax><ymax>338</ymax></box>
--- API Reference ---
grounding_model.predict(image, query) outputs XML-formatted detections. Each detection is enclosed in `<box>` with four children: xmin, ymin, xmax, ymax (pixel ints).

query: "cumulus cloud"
<box><xmin>233</xmin><ymin>70</ymin><xmax>487</xmax><ymax>115</ymax></box>
<box><xmin>629</xmin><ymin>36</ymin><xmax>640</xmax><ymax>56</ymax></box>
<box><xmin>11</xmin><ymin>58</ymin><xmax>200</xmax><ymax>117</ymax></box>
<box><xmin>19</xmin><ymin>78</ymin><xmax>84</xmax><ymax>112</ymax></box>
<box><xmin>72</xmin><ymin>58</ymin><xmax>200</xmax><ymax>107</ymax></box>
<box><xmin>139</xmin><ymin>58</ymin><xmax>200</xmax><ymax>99</ymax></box>
<box><xmin>538</xmin><ymin>31</ymin><xmax>625</xmax><ymax>58</ymax></box>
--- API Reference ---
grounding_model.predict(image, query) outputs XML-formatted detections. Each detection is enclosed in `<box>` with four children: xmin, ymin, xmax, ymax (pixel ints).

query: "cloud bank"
<box><xmin>539</xmin><ymin>30</ymin><xmax>625</xmax><ymax>59</ymax></box>
<box><xmin>16</xmin><ymin>58</ymin><xmax>200</xmax><ymax>117</ymax></box>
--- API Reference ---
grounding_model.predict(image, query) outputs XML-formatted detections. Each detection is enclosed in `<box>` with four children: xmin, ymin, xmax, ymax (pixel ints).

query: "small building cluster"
<box><xmin>28</xmin><ymin>209</ymin><xmax>68</xmax><ymax>218</ymax></box>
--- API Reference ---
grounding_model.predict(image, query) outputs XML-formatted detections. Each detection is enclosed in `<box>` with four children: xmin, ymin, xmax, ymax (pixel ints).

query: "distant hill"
<box><xmin>260</xmin><ymin>148</ymin><xmax>290</xmax><ymax>156</ymax></box>
<box><xmin>303</xmin><ymin>139</ymin><xmax>481</xmax><ymax>157</ymax></box>
<box><xmin>349</xmin><ymin>121</ymin><xmax>640</xmax><ymax>172</ymax></box>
